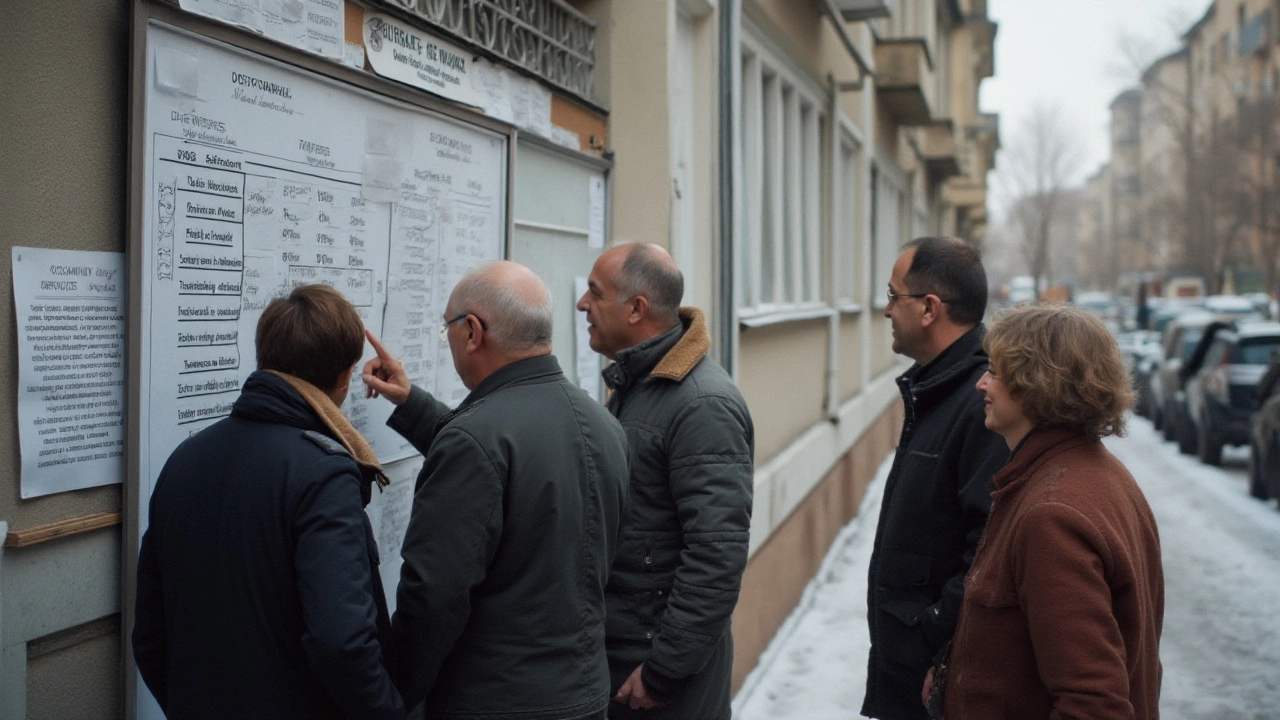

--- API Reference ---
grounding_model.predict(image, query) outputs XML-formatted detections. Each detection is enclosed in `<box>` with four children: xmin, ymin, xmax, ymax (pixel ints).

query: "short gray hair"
<box><xmin>450</xmin><ymin>262</ymin><xmax>553</xmax><ymax>352</ymax></box>
<box><xmin>614</xmin><ymin>243</ymin><xmax>683</xmax><ymax>324</ymax></box>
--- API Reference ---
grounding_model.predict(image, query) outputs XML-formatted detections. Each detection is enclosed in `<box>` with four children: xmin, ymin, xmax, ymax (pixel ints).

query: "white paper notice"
<box><xmin>574</xmin><ymin>276</ymin><xmax>601</xmax><ymax>402</ymax></box>
<box><xmin>13</xmin><ymin>247</ymin><xmax>126</xmax><ymax>498</ymax></box>
<box><xmin>588</xmin><ymin>176</ymin><xmax>606</xmax><ymax>249</ymax></box>
<box><xmin>261</xmin><ymin>0</ymin><xmax>345</xmax><ymax>60</ymax></box>
<box><xmin>471</xmin><ymin>59</ymin><xmax>514</xmax><ymax>124</ymax></box>
<box><xmin>179</xmin><ymin>0</ymin><xmax>265</xmax><ymax>34</ymax></box>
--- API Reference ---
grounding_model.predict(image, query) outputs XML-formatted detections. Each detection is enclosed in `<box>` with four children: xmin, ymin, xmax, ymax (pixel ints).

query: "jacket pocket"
<box><xmin>877</xmin><ymin>550</ymin><xmax>932</xmax><ymax>591</ymax></box>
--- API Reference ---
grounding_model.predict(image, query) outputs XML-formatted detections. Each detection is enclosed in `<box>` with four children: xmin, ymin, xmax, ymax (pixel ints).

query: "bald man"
<box><xmin>364</xmin><ymin>261</ymin><xmax>629</xmax><ymax>720</ymax></box>
<box><xmin>577</xmin><ymin>244</ymin><xmax>754</xmax><ymax>720</ymax></box>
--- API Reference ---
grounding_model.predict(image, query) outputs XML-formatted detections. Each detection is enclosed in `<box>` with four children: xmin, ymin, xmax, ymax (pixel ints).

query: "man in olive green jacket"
<box><xmin>577</xmin><ymin>243</ymin><xmax>754</xmax><ymax>720</ymax></box>
<box><xmin>365</xmin><ymin>261</ymin><xmax>628</xmax><ymax>720</ymax></box>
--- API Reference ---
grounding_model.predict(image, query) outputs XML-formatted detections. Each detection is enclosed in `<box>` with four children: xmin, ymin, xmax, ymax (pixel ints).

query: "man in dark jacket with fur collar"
<box><xmin>134</xmin><ymin>284</ymin><xmax>402</xmax><ymax>720</ymax></box>
<box><xmin>577</xmin><ymin>243</ymin><xmax>754</xmax><ymax>720</ymax></box>
<box><xmin>861</xmin><ymin>237</ymin><xmax>1008</xmax><ymax>720</ymax></box>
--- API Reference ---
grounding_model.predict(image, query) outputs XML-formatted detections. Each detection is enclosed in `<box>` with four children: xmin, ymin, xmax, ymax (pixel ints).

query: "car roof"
<box><xmin>1168</xmin><ymin>311</ymin><xmax>1218</xmax><ymax>330</ymax></box>
<box><xmin>1204</xmin><ymin>295</ymin><xmax>1256</xmax><ymax>313</ymax></box>
<box><xmin>1227</xmin><ymin>322</ymin><xmax>1280</xmax><ymax>340</ymax></box>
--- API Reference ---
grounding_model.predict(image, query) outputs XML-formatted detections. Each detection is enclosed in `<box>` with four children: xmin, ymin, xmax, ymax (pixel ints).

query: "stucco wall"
<box><xmin>838</xmin><ymin>312</ymin><xmax>865</xmax><ymax>401</ymax></box>
<box><xmin>0</xmin><ymin>2</ymin><xmax>128</xmax><ymax>717</ymax></box>
<box><xmin>737</xmin><ymin>319</ymin><xmax>830</xmax><ymax>463</ymax></box>
<box><xmin>0</xmin><ymin>0</ymin><xmax>126</xmax><ymax>529</ymax></box>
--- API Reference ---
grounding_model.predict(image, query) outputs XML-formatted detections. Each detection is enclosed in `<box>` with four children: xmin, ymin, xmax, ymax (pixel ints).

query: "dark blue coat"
<box><xmin>862</xmin><ymin>326</ymin><xmax>1008</xmax><ymax>720</ymax></box>
<box><xmin>133</xmin><ymin>371</ymin><xmax>402</xmax><ymax>720</ymax></box>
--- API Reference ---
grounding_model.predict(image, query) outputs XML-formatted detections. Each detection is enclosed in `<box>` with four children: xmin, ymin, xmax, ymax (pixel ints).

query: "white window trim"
<box><xmin>738</xmin><ymin>26</ymin><xmax>828</xmax><ymax>321</ymax></box>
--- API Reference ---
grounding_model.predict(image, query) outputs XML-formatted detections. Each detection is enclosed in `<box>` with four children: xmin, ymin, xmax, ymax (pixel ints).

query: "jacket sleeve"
<box><xmin>392</xmin><ymin>428</ymin><xmax>504</xmax><ymax>713</ymax></box>
<box><xmin>1014</xmin><ymin>503</ymin><xmax>1135</xmax><ymax>719</ymax></box>
<box><xmin>132</xmin><ymin>488</ymin><xmax>169</xmax><ymax>712</ymax></box>
<box><xmin>918</xmin><ymin>400</ymin><xmax>1006</xmax><ymax>654</ymax></box>
<box><xmin>644</xmin><ymin>396</ymin><xmax>754</xmax><ymax>694</ymax></box>
<box><xmin>294</xmin><ymin>456</ymin><xmax>405</xmax><ymax>720</ymax></box>
<box><xmin>387</xmin><ymin>385</ymin><xmax>452</xmax><ymax>457</ymax></box>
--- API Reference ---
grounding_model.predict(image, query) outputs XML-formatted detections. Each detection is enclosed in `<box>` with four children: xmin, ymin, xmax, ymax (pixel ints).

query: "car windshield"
<box><xmin>1232</xmin><ymin>339</ymin><xmax>1280</xmax><ymax>365</ymax></box>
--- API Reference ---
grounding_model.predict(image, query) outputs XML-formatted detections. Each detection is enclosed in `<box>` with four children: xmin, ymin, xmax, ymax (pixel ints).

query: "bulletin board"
<box><xmin>126</xmin><ymin>7</ymin><xmax>515</xmax><ymax>718</ymax></box>
<box><xmin>124</xmin><ymin>3</ymin><xmax>617</xmax><ymax>717</ymax></box>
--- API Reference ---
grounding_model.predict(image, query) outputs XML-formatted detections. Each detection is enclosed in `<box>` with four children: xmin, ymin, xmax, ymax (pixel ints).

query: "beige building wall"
<box><xmin>0</xmin><ymin>1</ymin><xmax>130</xmax><ymax>717</ymax></box>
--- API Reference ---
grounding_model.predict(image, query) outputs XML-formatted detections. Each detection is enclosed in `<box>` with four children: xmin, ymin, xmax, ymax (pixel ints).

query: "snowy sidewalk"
<box><xmin>732</xmin><ymin>454</ymin><xmax>892</xmax><ymax>720</ymax></box>
<box><xmin>732</xmin><ymin>419</ymin><xmax>1280</xmax><ymax>719</ymax></box>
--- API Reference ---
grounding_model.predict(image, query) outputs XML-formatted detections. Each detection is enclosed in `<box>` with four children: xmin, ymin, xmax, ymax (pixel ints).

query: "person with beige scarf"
<box><xmin>134</xmin><ymin>284</ymin><xmax>402</xmax><ymax>720</ymax></box>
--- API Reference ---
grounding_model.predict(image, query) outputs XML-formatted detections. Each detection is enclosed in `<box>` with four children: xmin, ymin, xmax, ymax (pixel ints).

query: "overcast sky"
<box><xmin>980</xmin><ymin>0</ymin><xmax>1212</xmax><ymax>216</ymax></box>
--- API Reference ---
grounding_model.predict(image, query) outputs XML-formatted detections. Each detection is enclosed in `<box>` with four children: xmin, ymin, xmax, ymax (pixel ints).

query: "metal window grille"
<box><xmin>371</xmin><ymin>0</ymin><xmax>597</xmax><ymax>102</ymax></box>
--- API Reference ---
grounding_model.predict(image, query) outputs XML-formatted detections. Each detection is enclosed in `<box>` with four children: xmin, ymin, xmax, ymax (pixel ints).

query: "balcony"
<box><xmin>873</xmin><ymin>38</ymin><xmax>934</xmax><ymax>125</ymax></box>
<box><xmin>830</xmin><ymin>0</ymin><xmax>890</xmax><ymax>21</ymax></box>
<box><xmin>923</xmin><ymin>121</ymin><xmax>960</xmax><ymax>182</ymax></box>
<box><xmin>944</xmin><ymin>178</ymin><xmax>987</xmax><ymax>208</ymax></box>
<box><xmin>971</xmin><ymin>19</ymin><xmax>996</xmax><ymax>79</ymax></box>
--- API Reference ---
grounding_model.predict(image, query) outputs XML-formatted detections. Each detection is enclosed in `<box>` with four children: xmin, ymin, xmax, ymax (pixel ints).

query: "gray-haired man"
<box><xmin>364</xmin><ymin>260</ymin><xmax>629</xmax><ymax>720</ymax></box>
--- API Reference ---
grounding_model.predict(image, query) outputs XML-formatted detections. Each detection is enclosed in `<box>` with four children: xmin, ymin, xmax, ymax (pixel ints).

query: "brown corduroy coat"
<box><xmin>943</xmin><ymin>427</ymin><xmax>1165</xmax><ymax>720</ymax></box>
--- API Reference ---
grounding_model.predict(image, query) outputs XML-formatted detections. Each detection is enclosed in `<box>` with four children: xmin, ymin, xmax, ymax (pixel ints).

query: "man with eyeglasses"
<box><xmin>362</xmin><ymin>260</ymin><xmax>629</xmax><ymax>720</ymax></box>
<box><xmin>862</xmin><ymin>237</ymin><xmax>1009</xmax><ymax>720</ymax></box>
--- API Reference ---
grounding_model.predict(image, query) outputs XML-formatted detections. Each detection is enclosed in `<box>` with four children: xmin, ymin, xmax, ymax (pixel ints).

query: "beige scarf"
<box><xmin>265</xmin><ymin>370</ymin><xmax>390</xmax><ymax>489</ymax></box>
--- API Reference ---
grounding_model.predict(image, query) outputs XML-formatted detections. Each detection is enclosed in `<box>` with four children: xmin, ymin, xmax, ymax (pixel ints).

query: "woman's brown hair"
<box><xmin>984</xmin><ymin>304</ymin><xmax>1134</xmax><ymax>437</ymax></box>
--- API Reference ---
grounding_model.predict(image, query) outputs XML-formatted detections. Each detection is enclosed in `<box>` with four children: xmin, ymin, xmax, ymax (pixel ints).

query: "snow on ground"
<box><xmin>733</xmin><ymin>417</ymin><xmax>1280</xmax><ymax>720</ymax></box>
<box><xmin>732</xmin><ymin>454</ymin><xmax>889</xmax><ymax>720</ymax></box>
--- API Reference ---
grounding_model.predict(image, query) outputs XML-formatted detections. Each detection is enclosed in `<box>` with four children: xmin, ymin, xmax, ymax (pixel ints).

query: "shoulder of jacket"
<box><xmin>301</xmin><ymin>430</ymin><xmax>352</xmax><ymax>459</ymax></box>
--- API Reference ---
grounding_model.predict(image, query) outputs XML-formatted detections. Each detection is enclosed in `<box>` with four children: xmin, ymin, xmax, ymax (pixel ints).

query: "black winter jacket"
<box><xmin>387</xmin><ymin>354</ymin><xmax>628</xmax><ymax>720</ymax></box>
<box><xmin>862</xmin><ymin>326</ymin><xmax>1008</xmax><ymax>720</ymax></box>
<box><xmin>602</xmin><ymin>309</ymin><xmax>754</xmax><ymax>720</ymax></box>
<box><xmin>133</xmin><ymin>371</ymin><xmax>402</xmax><ymax>720</ymax></box>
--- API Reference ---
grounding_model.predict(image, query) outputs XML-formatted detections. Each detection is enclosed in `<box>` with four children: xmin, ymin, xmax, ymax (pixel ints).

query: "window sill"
<box><xmin>739</xmin><ymin>305</ymin><xmax>836</xmax><ymax>328</ymax></box>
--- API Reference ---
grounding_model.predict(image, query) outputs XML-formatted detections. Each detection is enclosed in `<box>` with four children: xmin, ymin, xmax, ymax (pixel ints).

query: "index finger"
<box><xmin>365</xmin><ymin>329</ymin><xmax>393</xmax><ymax>360</ymax></box>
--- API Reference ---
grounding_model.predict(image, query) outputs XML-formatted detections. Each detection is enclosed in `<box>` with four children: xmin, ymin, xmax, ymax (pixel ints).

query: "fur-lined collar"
<box><xmin>651</xmin><ymin>307</ymin><xmax>710</xmax><ymax>382</ymax></box>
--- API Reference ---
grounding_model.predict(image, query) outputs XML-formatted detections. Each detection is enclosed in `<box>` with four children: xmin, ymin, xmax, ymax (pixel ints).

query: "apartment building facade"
<box><xmin>0</xmin><ymin>0</ymin><xmax>998</xmax><ymax>716</ymax></box>
<box><xmin>1094</xmin><ymin>0</ymin><xmax>1280</xmax><ymax>295</ymax></box>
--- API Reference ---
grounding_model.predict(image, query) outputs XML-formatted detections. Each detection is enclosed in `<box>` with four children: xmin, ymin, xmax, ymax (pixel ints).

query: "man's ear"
<box><xmin>920</xmin><ymin>294</ymin><xmax>946</xmax><ymax>327</ymax></box>
<box><xmin>627</xmin><ymin>295</ymin><xmax>650</xmax><ymax>326</ymax></box>
<box><xmin>465</xmin><ymin>314</ymin><xmax>485</xmax><ymax>352</ymax></box>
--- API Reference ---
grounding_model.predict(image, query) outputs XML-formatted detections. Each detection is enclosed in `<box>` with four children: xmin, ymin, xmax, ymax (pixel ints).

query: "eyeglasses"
<box><xmin>886</xmin><ymin>288</ymin><xmax>929</xmax><ymax>304</ymax></box>
<box><xmin>440</xmin><ymin>312</ymin><xmax>487</xmax><ymax>342</ymax></box>
<box><xmin>886</xmin><ymin>288</ymin><xmax>955</xmax><ymax>305</ymax></box>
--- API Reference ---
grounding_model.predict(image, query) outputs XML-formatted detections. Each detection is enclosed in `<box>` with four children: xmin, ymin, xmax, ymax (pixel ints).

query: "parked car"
<box><xmin>1118</xmin><ymin>330</ymin><xmax>1163</xmax><ymax>417</ymax></box>
<box><xmin>1149</xmin><ymin>298</ymin><xmax>1205</xmax><ymax>334</ymax></box>
<box><xmin>1076</xmin><ymin>291</ymin><xmax>1119</xmax><ymax>321</ymax></box>
<box><xmin>1149</xmin><ymin>311</ymin><xmax>1217</xmax><ymax>438</ymax></box>
<box><xmin>1182</xmin><ymin>322</ymin><xmax>1280</xmax><ymax>465</ymax></box>
<box><xmin>1248</xmin><ymin>353</ymin><xmax>1280</xmax><ymax>500</ymax></box>
<box><xmin>1169</xmin><ymin>320</ymin><xmax>1235</xmax><ymax>452</ymax></box>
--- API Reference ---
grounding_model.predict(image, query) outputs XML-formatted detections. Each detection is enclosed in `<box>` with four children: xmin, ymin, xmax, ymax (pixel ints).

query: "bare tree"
<box><xmin>998</xmin><ymin>103</ymin><xmax>1083</xmax><ymax>298</ymax></box>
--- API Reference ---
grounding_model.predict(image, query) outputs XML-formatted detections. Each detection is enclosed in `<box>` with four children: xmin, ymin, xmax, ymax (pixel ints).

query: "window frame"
<box><xmin>738</xmin><ymin>28</ymin><xmax>829</xmax><ymax>320</ymax></box>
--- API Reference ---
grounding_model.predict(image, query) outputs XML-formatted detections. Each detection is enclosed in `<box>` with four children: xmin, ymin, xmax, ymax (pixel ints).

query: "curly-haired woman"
<box><xmin>935</xmin><ymin>304</ymin><xmax>1165</xmax><ymax>719</ymax></box>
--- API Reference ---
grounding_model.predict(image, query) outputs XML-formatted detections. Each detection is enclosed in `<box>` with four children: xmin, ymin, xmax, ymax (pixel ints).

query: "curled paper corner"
<box><xmin>155</xmin><ymin>46</ymin><xmax>200</xmax><ymax>99</ymax></box>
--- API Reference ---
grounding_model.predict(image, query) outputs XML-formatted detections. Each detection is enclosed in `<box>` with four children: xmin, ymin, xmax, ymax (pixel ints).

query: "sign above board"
<box><xmin>363</xmin><ymin>10</ymin><xmax>480</xmax><ymax>108</ymax></box>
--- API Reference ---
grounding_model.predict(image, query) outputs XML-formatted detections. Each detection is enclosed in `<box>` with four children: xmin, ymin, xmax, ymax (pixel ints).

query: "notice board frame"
<box><xmin>122</xmin><ymin>3</ymin><xmax>522</xmax><ymax>716</ymax></box>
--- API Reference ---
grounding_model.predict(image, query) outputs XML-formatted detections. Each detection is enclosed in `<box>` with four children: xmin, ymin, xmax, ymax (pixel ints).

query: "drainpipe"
<box><xmin>826</xmin><ymin>73</ymin><xmax>842</xmax><ymax>422</ymax></box>
<box><xmin>719</xmin><ymin>0</ymin><xmax>739</xmax><ymax>376</ymax></box>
